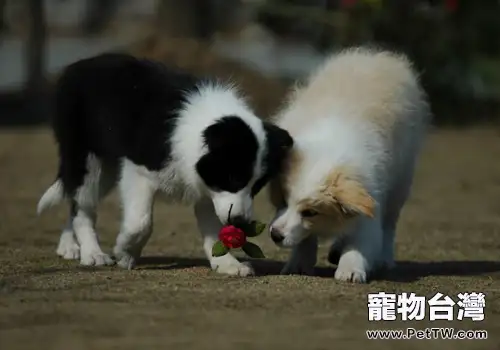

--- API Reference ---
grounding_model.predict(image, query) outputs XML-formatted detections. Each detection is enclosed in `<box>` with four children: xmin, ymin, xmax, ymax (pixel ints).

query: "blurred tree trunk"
<box><xmin>156</xmin><ymin>0</ymin><xmax>218</xmax><ymax>40</ymax></box>
<box><xmin>315</xmin><ymin>0</ymin><xmax>336</xmax><ymax>52</ymax></box>
<box><xmin>0</xmin><ymin>0</ymin><xmax>6</xmax><ymax>38</ymax></box>
<box><xmin>196</xmin><ymin>0</ymin><xmax>218</xmax><ymax>40</ymax></box>
<box><xmin>25</xmin><ymin>0</ymin><xmax>47</xmax><ymax>123</ymax></box>
<box><xmin>83</xmin><ymin>0</ymin><xmax>117</xmax><ymax>35</ymax></box>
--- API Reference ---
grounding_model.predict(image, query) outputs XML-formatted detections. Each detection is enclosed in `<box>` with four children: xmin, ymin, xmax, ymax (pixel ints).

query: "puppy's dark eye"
<box><xmin>301</xmin><ymin>209</ymin><xmax>318</xmax><ymax>218</ymax></box>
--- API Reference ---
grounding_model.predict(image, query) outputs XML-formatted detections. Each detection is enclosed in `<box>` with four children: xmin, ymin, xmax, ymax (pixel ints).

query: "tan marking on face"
<box><xmin>296</xmin><ymin>196</ymin><xmax>341</xmax><ymax>218</ymax></box>
<box><xmin>320</xmin><ymin>166</ymin><xmax>375</xmax><ymax>218</ymax></box>
<box><xmin>295</xmin><ymin>195</ymin><xmax>346</xmax><ymax>234</ymax></box>
<box><xmin>294</xmin><ymin>166</ymin><xmax>375</xmax><ymax>225</ymax></box>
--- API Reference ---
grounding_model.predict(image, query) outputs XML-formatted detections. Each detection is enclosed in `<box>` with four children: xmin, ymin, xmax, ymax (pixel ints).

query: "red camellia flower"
<box><xmin>218</xmin><ymin>225</ymin><xmax>246</xmax><ymax>249</ymax></box>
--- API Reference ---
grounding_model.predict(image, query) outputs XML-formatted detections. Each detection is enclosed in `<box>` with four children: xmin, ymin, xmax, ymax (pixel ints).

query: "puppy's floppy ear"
<box><xmin>263</xmin><ymin>122</ymin><xmax>294</xmax><ymax>154</ymax></box>
<box><xmin>250</xmin><ymin>123</ymin><xmax>293</xmax><ymax>197</ymax></box>
<box><xmin>322</xmin><ymin>168</ymin><xmax>376</xmax><ymax>218</ymax></box>
<box><xmin>268</xmin><ymin>176</ymin><xmax>286</xmax><ymax>208</ymax></box>
<box><xmin>195</xmin><ymin>152</ymin><xmax>221</xmax><ymax>188</ymax></box>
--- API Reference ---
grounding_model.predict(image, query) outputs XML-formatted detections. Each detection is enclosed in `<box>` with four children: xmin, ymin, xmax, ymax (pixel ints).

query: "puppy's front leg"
<box><xmin>113</xmin><ymin>161</ymin><xmax>156</xmax><ymax>270</ymax></box>
<box><xmin>194</xmin><ymin>197</ymin><xmax>254</xmax><ymax>277</ymax></box>
<box><xmin>281</xmin><ymin>234</ymin><xmax>318</xmax><ymax>276</ymax></box>
<box><xmin>334</xmin><ymin>216</ymin><xmax>383</xmax><ymax>284</ymax></box>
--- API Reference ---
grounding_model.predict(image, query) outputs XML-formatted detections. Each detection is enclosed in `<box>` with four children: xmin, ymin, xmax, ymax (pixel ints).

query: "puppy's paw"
<box><xmin>335</xmin><ymin>266</ymin><xmax>367</xmax><ymax>283</ymax></box>
<box><xmin>56</xmin><ymin>231</ymin><xmax>80</xmax><ymax>260</ymax></box>
<box><xmin>57</xmin><ymin>243</ymin><xmax>80</xmax><ymax>260</ymax></box>
<box><xmin>113</xmin><ymin>247</ymin><xmax>139</xmax><ymax>270</ymax></box>
<box><xmin>116</xmin><ymin>253</ymin><xmax>137</xmax><ymax>270</ymax></box>
<box><xmin>334</xmin><ymin>250</ymin><xmax>369</xmax><ymax>284</ymax></box>
<box><xmin>211</xmin><ymin>255</ymin><xmax>255</xmax><ymax>277</ymax></box>
<box><xmin>80</xmin><ymin>250</ymin><xmax>114</xmax><ymax>266</ymax></box>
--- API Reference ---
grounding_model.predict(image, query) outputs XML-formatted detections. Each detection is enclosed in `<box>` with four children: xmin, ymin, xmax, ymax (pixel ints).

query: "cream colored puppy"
<box><xmin>268</xmin><ymin>47</ymin><xmax>431</xmax><ymax>283</ymax></box>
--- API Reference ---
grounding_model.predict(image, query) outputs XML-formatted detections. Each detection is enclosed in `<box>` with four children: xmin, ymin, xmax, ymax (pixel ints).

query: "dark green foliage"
<box><xmin>257</xmin><ymin>0</ymin><xmax>500</xmax><ymax>125</ymax></box>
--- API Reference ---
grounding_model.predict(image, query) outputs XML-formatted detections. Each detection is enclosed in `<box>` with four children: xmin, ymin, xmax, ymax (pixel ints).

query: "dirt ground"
<box><xmin>0</xmin><ymin>123</ymin><xmax>498</xmax><ymax>350</ymax></box>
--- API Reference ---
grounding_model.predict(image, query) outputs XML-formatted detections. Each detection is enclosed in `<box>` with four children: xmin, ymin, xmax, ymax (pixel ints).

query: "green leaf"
<box><xmin>244</xmin><ymin>220</ymin><xmax>266</xmax><ymax>237</ymax></box>
<box><xmin>242</xmin><ymin>242</ymin><xmax>265</xmax><ymax>259</ymax></box>
<box><xmin>253</xmin><ymin>221</ymin><xmax>266</xmax><ymax>236</ymax></box>
<box><xmin>212</xmin><ymin>240</ymin><xmax>229</xmax><ymax>257</ymax></box>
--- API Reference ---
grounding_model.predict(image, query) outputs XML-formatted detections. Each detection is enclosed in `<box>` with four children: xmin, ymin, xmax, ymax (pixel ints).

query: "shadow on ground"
<box><xmin>136</xmin><ymin>256</ymin><xmax>500</xmax><ymax>283</ymax></box>
<box><xmin>135</xmin><ymin>255</ymin><xmax>335</xmax><ymax>277</ymax></box>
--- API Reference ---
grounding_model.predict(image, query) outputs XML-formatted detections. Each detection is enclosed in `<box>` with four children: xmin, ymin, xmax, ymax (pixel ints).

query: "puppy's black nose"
<box><xmin>270</xmin><ymin>227</ymin><xmax>284</xmax><ymax>243</ymax></box>
<box><xmin>230</xmin><ymin>215</ymin><xmax>248</xmax><ymax>227</ymax></box>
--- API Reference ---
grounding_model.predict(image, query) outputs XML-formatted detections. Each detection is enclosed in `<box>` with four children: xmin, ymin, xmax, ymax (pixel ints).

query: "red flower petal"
<box><xmin>219</xmin><ymin>225</ymin><xmax>246</xmax><ymax>249</ymax></box>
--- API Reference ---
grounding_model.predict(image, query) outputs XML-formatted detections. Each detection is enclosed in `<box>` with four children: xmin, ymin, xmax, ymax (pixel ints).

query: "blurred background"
<box><xmin>1</xmin><ymin>0</ymin><xmax>499</xmax><ymax>126</ymax></box>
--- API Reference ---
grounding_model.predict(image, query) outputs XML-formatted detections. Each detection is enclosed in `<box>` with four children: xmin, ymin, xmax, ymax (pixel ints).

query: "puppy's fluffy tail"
<box><xmin>37</xmin><ymin>179</ymin><xmax>64</xmax><ymax>215</ymax></box>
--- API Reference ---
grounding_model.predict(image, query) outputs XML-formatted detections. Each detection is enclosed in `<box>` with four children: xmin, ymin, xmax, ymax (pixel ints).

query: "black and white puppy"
<box><xmin>37</xmin><ymin>53</ymin><xmax>293</xmax><ymax>276</ymax></box>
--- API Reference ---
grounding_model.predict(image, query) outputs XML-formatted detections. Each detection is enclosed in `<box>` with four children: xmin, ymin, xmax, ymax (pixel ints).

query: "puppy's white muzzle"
<box><xmin>211</xmin><ymin>190</ymin><xmax>253</xmax><ymax>225</ymax></box>
<box><xmin>269</xmin><ymin>207</ymin><xmax>309</xmax><ymax>247</ymax></box>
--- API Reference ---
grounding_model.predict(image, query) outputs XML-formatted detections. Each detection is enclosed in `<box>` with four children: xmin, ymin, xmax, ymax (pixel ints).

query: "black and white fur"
<box><xmin>37</xmin><ymin>53</ymin><xmax>293</xmax><ymax>276</ymax></box>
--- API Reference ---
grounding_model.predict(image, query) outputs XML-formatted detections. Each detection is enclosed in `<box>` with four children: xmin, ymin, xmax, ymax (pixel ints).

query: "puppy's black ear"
<box><xmin>195</xmin><ymin>153</ymin><xmax>214</xmax><ymax>184</ymax></box>
<box><xmin>250</xmin><ymin>123</ymin><xmax>293</xmax><ymax>197</ymax></box>
<box><xmin>263</xmin><ymin>122</ymin><xmax>294</xmax><ymax>153</ymax></box>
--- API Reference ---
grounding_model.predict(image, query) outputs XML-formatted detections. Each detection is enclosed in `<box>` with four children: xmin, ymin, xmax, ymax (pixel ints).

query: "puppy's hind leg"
<box><xmin>56</xmin><ymin>161</ymin><xmax>117</xmax><ymax>261</ymax></box>
<box><xmin>72</xmin><ymin>155</ymin><xmax>115</xmax><ymax>266</ymax></box>
<box><xmin>113</xmin><ymin>160</ymin><xmax>156</xmax><ymax>270</ymax></box>
<box><xmin>381</xmin><ymin>212</ymin><xmax>399</xmax><ymax>271</ymax></box>
<box><xmin>56</xmin><ymin>203</ymin><xmax>80</xmax><ymax>260</ymax></box>
<box><xmin>381</xmin><ymin>181</ymin><xmax>413</xmax><ymax>270</ymax></box>
<box><xmin>194</xmin><ymin>197</ymin><xmax>254</xmax><ymax>277</ymax></box>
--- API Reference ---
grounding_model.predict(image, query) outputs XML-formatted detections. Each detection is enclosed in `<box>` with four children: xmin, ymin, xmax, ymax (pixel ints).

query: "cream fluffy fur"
<box><xmin>268</xmin><ymin>47</ymin><xmax>431</xmax><ymax>283</ymax></box>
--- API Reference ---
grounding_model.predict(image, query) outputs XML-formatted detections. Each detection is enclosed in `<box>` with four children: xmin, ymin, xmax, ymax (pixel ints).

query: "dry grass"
<box><xmin>0</xmin><ymin>125</ymin><xmax>499</xmax><ymax>349</ymax></box>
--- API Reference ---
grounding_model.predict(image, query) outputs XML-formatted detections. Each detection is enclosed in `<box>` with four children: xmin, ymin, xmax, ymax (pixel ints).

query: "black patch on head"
<box><xmin>196</xmin><ymin>116</ymin><xmax>259</xmax><ymax>193</ymax></box>
<box><xmin>251</xmin><ymin>122</ymin><xmax>294</xmax><ymax>197</ymax></box>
